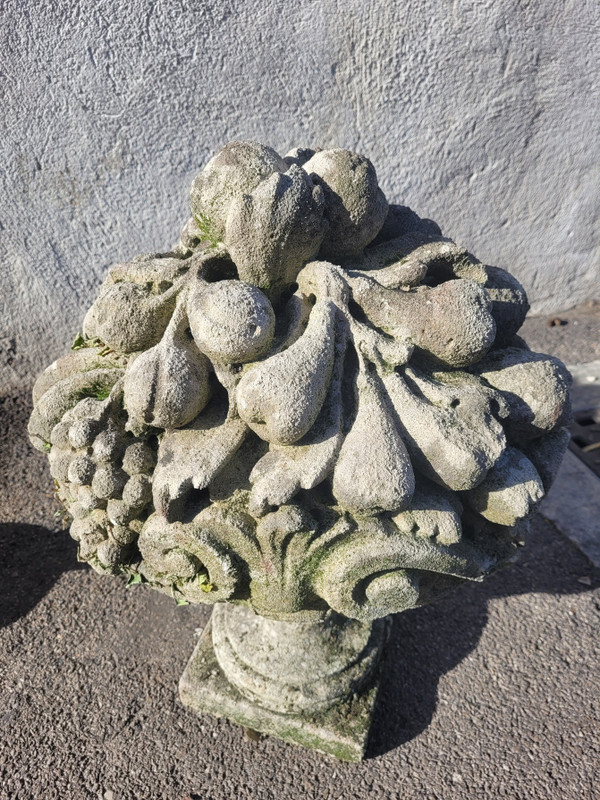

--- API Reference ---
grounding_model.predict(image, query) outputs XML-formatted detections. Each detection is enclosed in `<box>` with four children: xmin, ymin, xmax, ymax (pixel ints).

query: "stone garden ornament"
<box><xmin>29</xmin><ymin>142</ymin><xmax>571</xmax><ymax>760</ymax></box>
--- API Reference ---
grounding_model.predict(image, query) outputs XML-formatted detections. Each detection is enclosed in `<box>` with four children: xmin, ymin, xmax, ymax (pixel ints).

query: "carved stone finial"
<box><xmin>29</xmin><ymin>142</ymin><xmax>571</xmax><ymax>759</ymax></box>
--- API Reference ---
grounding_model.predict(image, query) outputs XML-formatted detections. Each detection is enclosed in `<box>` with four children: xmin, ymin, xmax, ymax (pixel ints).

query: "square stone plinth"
<box><xmin>179</xmin><ymin>619</ymin><xmax>382</xmax><ymax>762</ymax></box>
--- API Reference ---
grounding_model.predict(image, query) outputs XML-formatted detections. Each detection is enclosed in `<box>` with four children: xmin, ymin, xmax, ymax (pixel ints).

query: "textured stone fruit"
<box><xmin>187</xmin><ymin>280</ymin><xmax>275</xmax><ymax>364</ymax></box>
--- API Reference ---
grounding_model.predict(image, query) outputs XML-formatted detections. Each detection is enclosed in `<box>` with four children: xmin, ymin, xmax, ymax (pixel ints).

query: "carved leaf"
<box><xmin>137</xmin><ymin>513</ymin><xmax>241</xmax><ymax>604</ymax></box>
<box><xmin>224</xmin><ymin>165</ymin><xmax>326</xmax><ymax>297</ymax></box>
<box><xmin>248</xmin><ymin>319</ymin><xmax>347</xmax><ymax>516</ymax></box>
<box><xmin>152</xmin><ymin>396</ymin><xmax>247</xmax><ymax>521</ymax></box>
<box><xmin>313</xmin><ymin>516</ymin><xmax>498</xmax><ymax>622</ymax></box>
<box><xmin>383</xmin><ymin>366</ymin><xmax>507</xmax><ymax>491</ymax></box>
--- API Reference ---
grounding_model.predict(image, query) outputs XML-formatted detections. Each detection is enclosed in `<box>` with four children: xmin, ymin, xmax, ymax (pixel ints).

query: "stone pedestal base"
<box><xmin>179</xmin><ymin>607</ymin><xmax>390</xmax><ymax>761</ymax></box>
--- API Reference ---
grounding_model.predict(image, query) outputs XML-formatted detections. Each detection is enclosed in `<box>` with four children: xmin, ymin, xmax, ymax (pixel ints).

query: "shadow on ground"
<box><xmin>0</xmin><ymin>390</ymin><xmax>85</xmax><ymax>628</ymax></box>
<box><xmin>366</xmin><ymin>516</ymin><xmax>598</xmax><ymax>758</ymax></box>
<box><xmin>2</xmin><ymin>510</ymin><xmax>596</xmax><ymax>760</ymax></box>
<box><xmin>1</xmin><ymin>388</ymin><xmax>598</xmax><ymax>768</ymax></box>
<box><xmin>0</xmin><ymin>522</ymin><xmax>83</xmax><ymax>628</ymax></box>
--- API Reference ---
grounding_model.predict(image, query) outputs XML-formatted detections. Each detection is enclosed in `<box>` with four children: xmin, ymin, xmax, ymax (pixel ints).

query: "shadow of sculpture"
<box><xmin>366</xmin><ymin>514</ymin><xmax>598</xmax><ymax>758</ymax></box>
<box><xmin>0</xmin><ymin>522</ymin><xmax>84</xmax><ymax>628</ymax></box>
<box><xmin>0</xmin><ymin>511</ymin><xmax>596</xmax><ymax>760</ymax></box>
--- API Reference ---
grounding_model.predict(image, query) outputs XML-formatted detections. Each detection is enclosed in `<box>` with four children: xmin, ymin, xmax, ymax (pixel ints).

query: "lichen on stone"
<box><xmin>29</xmin><ymin>140</ymin><xmax>571</xmax><ymax>623</ymax></box>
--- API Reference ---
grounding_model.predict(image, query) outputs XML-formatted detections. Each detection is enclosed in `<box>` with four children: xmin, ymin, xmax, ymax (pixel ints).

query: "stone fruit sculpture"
<box><xmin>29</xmin><ymin>141</ymin><xmax>571</xmax><ymax>760</ymax></box>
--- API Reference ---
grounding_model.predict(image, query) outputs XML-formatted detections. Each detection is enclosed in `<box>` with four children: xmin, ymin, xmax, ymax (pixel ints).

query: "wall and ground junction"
<box><xmin>1</xmin><ymin>0</ymin><xmax>599</xmax><ymax>391</ymax></box>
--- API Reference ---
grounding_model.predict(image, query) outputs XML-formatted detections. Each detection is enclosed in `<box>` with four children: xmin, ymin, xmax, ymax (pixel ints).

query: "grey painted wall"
<box><xmin>1</xmin><ymin>0</ymin><xmax>599</xmax><ymax>391</ymax></box>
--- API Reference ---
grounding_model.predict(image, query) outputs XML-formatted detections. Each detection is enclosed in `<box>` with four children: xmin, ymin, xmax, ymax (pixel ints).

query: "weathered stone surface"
<box><xmin>83</xmin><ymin>272</ymin><xmax>181</xmax><ymax>354</ymax></box>
<box><xmin>464</xmin><ymin>446</ymin><xmax>545</xmax><ymax>526</ymax></box>
<box><xmin>522</xmin><ymin>427</ymin><xmax>570</xmax><ymax>492</ymax></box>
<box><xmin>224</xmin><ymin>165</ymin><xmax>327</xmax><ymax>298</ymax></box>
<box><xmin>304</xmin><ymin>148</ymin><xmax>388</xmax><ymax>259</ymax></box>
<box><xmin>236</xmin><ymin>298</ymin><xmax>338</xmax><ymax>445</ymax></box>
<box><xmin>190</xmin><ymin>141</ymin><xmax>287</xmax><ymax>243</ymax></box>
<box><xmin>28</xmin><ymin>141</ymin><xmax>572</xmax><ymax>760</ymax></box>
<box><xmin>351</xmin><ymin>275</ymin><xmax>496</xmax><ymax>367</ymax></box>
<box><xmin>151</xmin><ymin>394</ymin><xmax>248</xmax><ymax>521</ymax></box>
<box><xmin>187</xmin><ymin>279</ymin><xmax>276</xmax><ymax>364</ymax></box>
<box><xmin>179</xmin><ymin>615</ymin><xmax>386</xmax><ymax>762</ymax></box>
<box><xmin>473</xmin><ymin>346</ymin><xmax>572</xmax><ymax>440</ymax></box>
<box><xmin>382</xmin><ymin>367</ymin><xmax>507</xmax><ymax>491</ymax></box>
<box><xmin>332</xmin><ymin>356</ymin><xmax>414</xmax><ymax>515</ymax></box>
<box><xmin>212</xmin><ymin>603</ymin><xmax>387</xmax><ymax>714</ymax></box>
<box><xmin>123</xmin><ymin>300</ymin><xmax>212</xmax><ymax>434</ymax></box>
<box><xmin>28</xmin><ymin>141</ymin><xmax>570</xmax><ymax>610</ymax></box>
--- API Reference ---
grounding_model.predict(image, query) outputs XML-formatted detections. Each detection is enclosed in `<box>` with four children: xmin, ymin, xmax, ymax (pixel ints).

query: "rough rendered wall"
<box><xmin>1</xmin><ymin>0</ymin><xmax>598</xmax><ymax>391</ymax></box>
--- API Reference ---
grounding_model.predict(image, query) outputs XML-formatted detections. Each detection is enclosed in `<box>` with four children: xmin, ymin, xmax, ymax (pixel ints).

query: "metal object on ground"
<box><xmin>569</xmin><ymin>410</ymin><xmax>600</xmax><ymax>478</ymax></box>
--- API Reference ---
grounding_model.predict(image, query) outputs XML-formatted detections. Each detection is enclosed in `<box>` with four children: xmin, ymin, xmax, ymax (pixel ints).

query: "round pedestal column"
<box><xmin>211</xmin><ymin>602</ymin><xmax>389</xmax><ymax>715</ymax></box>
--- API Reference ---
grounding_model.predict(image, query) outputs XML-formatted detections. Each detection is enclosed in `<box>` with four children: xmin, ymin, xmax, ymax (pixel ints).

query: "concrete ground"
<box><xmin>1</xmin><ymin>306</ymin><xmax>599</xmax><ymax>800</ymax></box>
<box><xmin>519</xmin><ymin>300</ymin><xmax>600</xmax><ymax>366</ymax></box>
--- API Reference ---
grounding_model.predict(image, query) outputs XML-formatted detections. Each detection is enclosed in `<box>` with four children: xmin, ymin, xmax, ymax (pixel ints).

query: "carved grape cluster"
<box><xmin>45</xmin><ymin>392</ymin><xmax>155</xmax><ymax>572</ymax></box>
<box><xmin>29</xmin><ymin>142</ymin><xmax>571</xmax><ymax>621</ymax></box>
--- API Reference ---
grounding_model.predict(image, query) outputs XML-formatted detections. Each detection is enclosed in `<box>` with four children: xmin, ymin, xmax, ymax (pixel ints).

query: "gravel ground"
<box><xmin>1</xmin><ymin>304</ymin><xmax>599</xmax><ymax>800</ymax></box>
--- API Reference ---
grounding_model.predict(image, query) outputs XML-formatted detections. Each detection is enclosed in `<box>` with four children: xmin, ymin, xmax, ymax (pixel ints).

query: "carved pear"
<box><xmin>106</xmin><ymin>255</ymin><xmax>189</xmax><ymax>289</ymax></box>
<box><xmin>350</xmin><ymin>275</ymin><xmax>496</xmax><ymax>367</ymax></box>
<box><xmin>123</xmin><ymin>303</ymin><xmax>211</xmax><ymax>433</ymax></box>
<box><xmin>236</xmin><ymin>299</ymin><xmax>338</xmax><ymax>444</ymax></box>
<box><xmin>473</xmin><ymin>346</ymin><xmax>572</xmax><ymax>440</ymax></box>
<box><xmin>248</xmin><ymin>321</ymin><xmax>347</xmax><ymax>516</ymax></box>
<box><xmin>332</xmin><ymin>359</ymin><xmax>414</xmax><ymax>515</ymax></box>
<box><xmin>464</xmin><ymin>446</ymin><xmax>544</xmax><ymax>526</ymax></box>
